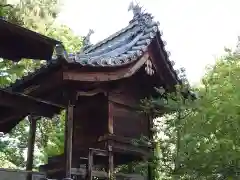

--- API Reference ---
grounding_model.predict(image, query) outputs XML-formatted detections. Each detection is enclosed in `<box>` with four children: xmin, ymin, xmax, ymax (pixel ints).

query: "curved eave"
<box><xmin>63</xmin><ymin>53</ymin><xmax>150</xmax><ymax>82</ymax></box>
<box><xmin>155</xmin><ymin>32</ymin><xmax>180</xmax><ymax>84</ymax></box>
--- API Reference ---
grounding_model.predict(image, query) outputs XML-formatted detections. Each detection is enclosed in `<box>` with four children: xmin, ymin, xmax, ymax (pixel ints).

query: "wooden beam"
<box><xmin>64</xmin><ymin>100</ymin><xmax>74</xmax><ymax>179</ymax></box>
<box><xmin>76</xmin><ymin>88</ymin><xmax>104</xmax><ymax>98</ymax></box>
<box><xmin>87</xmin><ymin>149</ymin><xmax>93</xmax><ymax>180</ymax></box>
<box><xmin>122</xmin><ymin>53</ymin><xmax>149</xmax><ymax>78</ymax></box>
<box><xmin>89</xmin><ymin>148</ymin><xmax>108</xmax><ymax>156</ymax></box>
<box><xmin>0</xmin><ymin>90</ymin><xmax>62</xmax><ymax>117</ymax></box>
<box><xmin>63</xmin><ymin>53</ymin><xmax>150</xmax><ymax>82</ymax></box>
<box><xmin>19</xmin><ymin>69</ymin><xmax>63</xmax><ymax>95</ymax></box>
<box><xmin>109</xmin><ymin>100</ymin><xmax>138</xmax><ymax>110</ymax></box>
<box><xmin>63</xmin><ymin>69</ymin><xmax>127</xmax><ymax>82</ymax></box>
<box><xmin>0</xmin><ymin>111</ymin><xmax>27</xmax><ymax>124</ymax></box>
<box><xmin>26</xmin><ymin>115</ymin><xmax>37</xmax><ymax>180</ymax></box>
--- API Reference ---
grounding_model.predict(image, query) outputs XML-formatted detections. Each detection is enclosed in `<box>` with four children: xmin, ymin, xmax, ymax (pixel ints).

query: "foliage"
<box><xmin>141</xmin><ymin>49</ymin><xmax>240</xmax><ymax>179</ymax></box>
<box><xmin>141</xmin><ymin>85</ymin><xmax>196</xmax><ymax>179</ymax></box>
<box><xmin>36</xmin><ymin>111</ymin><xmax>66</xmax><ymax>164</ymax></box>
<box><xmin>0</xmin><ymin>1</ymin><xmax>13</xmax><ymax>18</ymax></box>
<box><xmin>47</xmin><ymin>24</ymin><xmax>83</xmax><ymax>52</ymax></box>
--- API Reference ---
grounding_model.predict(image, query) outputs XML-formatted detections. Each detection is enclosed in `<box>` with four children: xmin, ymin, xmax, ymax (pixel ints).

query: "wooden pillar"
<box><xmin>26</xmin><ymin>115</ymin><xmax>37</xmax><ymax>180</ymax></box>
<box><xmin>108</xmin><ymin>100</ymin><xmax>114</xmax><ymax>135</ymax></box>
<box><xmin>148</xmin><ymin>114</ymin><xmax>154</xmax><ymax>180</ymax></box>
<box><xmin>87</xmin><ymin>149</ymin><xmax>93</xmax><ymax>180</ymax></box>
<box><xmin>108</xmin><ymin>145</ymin><xmax>114</xmax><ymax>180</ymax></box>
<box><xmin>127</xmin><ymin>163</ymin><xmax>134</xmax><ymax>173</ymax></box>
<box><xmin>148</xmin><ymin>161</ymin><xmax>152</xmax><ymax>180</ymax></box>
<box><xmin>64</xmin><ymin>100</ymin><xmax>74</xmax><ymax>179</ymax></box>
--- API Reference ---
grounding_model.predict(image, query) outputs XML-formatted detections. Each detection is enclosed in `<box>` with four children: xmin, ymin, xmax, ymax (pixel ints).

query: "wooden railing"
<box><xmin>40</xmin><ymin>146</ymin><xmax>147</xmax><ymax>180</ymax></box>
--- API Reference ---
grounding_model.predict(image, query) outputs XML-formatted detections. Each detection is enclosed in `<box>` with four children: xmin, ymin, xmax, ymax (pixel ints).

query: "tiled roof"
<box><xmin>67</xmin><ymin>6</ymin><xmax>161</xmax><ymax>67</ymax></box>
<box><xmin>6</xmin><ymin>3</ymin><xmax>180</xmax><ymax>90</ymax></box>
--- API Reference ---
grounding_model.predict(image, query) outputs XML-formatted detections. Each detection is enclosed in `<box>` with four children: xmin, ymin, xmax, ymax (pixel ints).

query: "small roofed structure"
<box><xmin>2</xmin><ymin>2</ymin><xmax>185</xmax><ymax>180</ymax></box>
<box><xmin>0</xmin><ymin>18</ymin><xmax>62</xmax><ymax>61</ymax></box>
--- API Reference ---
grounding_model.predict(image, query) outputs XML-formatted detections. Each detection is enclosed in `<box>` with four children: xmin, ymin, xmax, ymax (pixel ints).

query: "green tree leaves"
<box><xmin>143</xmin><ymin>49</ymin><xmax>240</xmax><ymax>179</ymax></box>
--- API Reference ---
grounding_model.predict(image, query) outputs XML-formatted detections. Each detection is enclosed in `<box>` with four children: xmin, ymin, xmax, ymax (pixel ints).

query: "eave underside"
<box><xmin>0</xmin><ymin>19</ymin><xmax>60</xmax><ymax>61</ymax></box>
<box><xmin>0</xmin><ymin>89</ymin><xmax>63</xmax><ymax>133</ymax></box>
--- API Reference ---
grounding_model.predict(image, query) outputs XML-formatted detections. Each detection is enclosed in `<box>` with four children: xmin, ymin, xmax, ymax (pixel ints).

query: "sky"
<box><xmin>58</xmin><ymin>0</ymin><xmax>240</xmax><ymax>85</ymax></box>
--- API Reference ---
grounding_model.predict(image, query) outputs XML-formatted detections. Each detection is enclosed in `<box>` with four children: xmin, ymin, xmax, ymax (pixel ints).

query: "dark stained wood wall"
<box><xmin>111</xmin><ymin>102</ymin><xmax>149</xmax><ymax>138</ymax></box>
<box><xmin>71</xmin><ymin>69</ymin><xmax>154</xmax><ymax>150</ymax></box>
<box><xmin>72</xmin><ymin>93</ymin><xmax>108</xmax><ymax>150</ymax></box>
<box><xmin>108</xmin><ymin>76</ymin><xmax>150</xmax><ymax>139</ymax></box>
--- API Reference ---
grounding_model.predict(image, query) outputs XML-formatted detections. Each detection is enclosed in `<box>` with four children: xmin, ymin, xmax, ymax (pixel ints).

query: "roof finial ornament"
<box><xmin>128</xmin><ymin>1</ymin><xmax>143</xmax><ymax>18</ymax></box>
<box><xmin>54</xmin><ymin>43</ymin><xmax>68</xmax><ymax>60</ymax></box>
<box><xmin>80</xmin><ymin>29</ymin><xmax>94</xmax><ymax>53</ymax></box>
<box><xmin>128</xmin><ymin>1</ymin><xmax>153</xmax><ymax>30</ymax></box>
